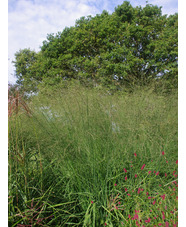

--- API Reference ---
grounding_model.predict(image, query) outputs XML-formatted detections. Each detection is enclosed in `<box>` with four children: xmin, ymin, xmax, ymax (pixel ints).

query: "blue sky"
<box><xmin>8</xmin><ymin>0</ymin><xmax>178</xmax><ymax>84</ymax></box>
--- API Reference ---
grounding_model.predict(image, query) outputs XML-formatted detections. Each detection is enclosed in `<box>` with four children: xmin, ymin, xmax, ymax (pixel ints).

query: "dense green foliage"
<box><xmin>13</xmin><ymin>1</ymin><xmax>178</xmax><ymax>93</ymax></box>
<box><xmin>8</xmin><ymin>86</ymin><xmax>178</xmax><ymax>226</ymax></box>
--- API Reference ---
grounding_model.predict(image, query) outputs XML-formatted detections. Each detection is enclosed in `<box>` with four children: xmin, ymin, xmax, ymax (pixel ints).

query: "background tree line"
<box><xmin>13</xmin><ymin>1</ymin><xmax>178</xmax><ymax>94</ymax></box>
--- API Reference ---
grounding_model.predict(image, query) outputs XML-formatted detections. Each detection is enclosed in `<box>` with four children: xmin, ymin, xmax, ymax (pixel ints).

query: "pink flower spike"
<box><xmin>176</xmin><ymin>160</ymin><xmax>178</xmax><ymax>164</ymax></box>
<box><xmin>148</xmin><ymin>171</ymin><xmax>152</xmax><ymax>174</ymax></box>
<box><xmin>165</xmin><ymin>173</ymin><xmax>167</xmax><ymax>177</ymax></box>
<box><xmin>123</xmin><ymin>168</ymin><xmax>127</xmax><ymax>173</ymax></box>
<box><xmin>125</xmin><ymin>176</ymin><xmax>127</xmax><ymax>181</ymax></box>
<box><xmin>165</xmin><ymin>221</ymin><xmax>169</xmax><ymax>227</ymax></box>
<box><xmin>128</xmin><ymin>214</ymin><xmax>131</xmax><ymax>218</ymax></box>
<box><xmin>162</xmin><ymin>151</ymin><xmax>165</xmax><ymax>155</ymax></box>
<box><xmin>134</xmin><ymin>153</ymin><xmax>137</xmax><ymax>157</ymax></box>
<box><xmin>104</xmin><ymin>223</ymin><xmax>107</xmax><ymax>226</ymax></box>
<box><xmin>114</xmin><ymin>183</ymin><xmax>117</xmax><ymax>186</ymax></box>
<box><xmin>148</xmin><ymin>197</ymin><xmax>152</xmax><ymax>199</ymax></box>
<box><xmin>127</xmin><ymin>193</ymin><xmax>131</xmax><ymax>196</ymax></box>
<box><xmin>156</xmin><ymin>172</ymin><xmax>159</xmax><ymax>175</ymax></box>
<box><xmin>91</xmin><ymin>201</ymin><xmax>94</xmax><ymax>204</ymax></box>
<box><xmin>135</xmin><ymin>174</ymin><xmax>138</xmax><ymax>178</ymax></box>
<box><xmin>153</xmin><ymin>200</ymin><xmax>156</xmax><ymax>205</ymax></box>
<box><xmin>141</xmin><ymin>164</ymin><xmax>145</xmax><ymax>170</ymax></box>
<box><xmin>166</xmin><ymin>160</ymin><xmax>168</xmax><ymax>163</ymax></box>
<box><xmin>158</xmin><ymin>224</ymin><xmax>162</xmax><ymax>226</ymax></box>
<box><xmin>125</xmin><ymin>188</ymin><xmax>127</xmax><ymax>192</ymax></box>
<box><xmin>146</xmin><ymin>192</ymin><xmax>149</xmax><ymax>195</ymax></box>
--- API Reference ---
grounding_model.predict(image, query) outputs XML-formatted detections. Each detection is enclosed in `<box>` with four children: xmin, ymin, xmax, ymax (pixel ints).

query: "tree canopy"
<box><xmin>13</xmin><ymin>1</ymin><xmax>178</xmax><ymax>93</ymax></box>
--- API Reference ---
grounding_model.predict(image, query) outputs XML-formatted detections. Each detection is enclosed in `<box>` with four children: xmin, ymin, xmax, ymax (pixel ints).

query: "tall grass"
<box><xmin>8</xmin><ymin>86</ymin><xmax>178</xmax><ymax>226</ymax></box>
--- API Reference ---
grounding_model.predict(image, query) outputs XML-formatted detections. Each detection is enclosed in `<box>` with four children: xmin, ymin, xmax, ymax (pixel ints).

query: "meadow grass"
<box><xmin>8</xmin><ymin>86</ymin><xmax>178</xmax><ymax>226</ymax></box>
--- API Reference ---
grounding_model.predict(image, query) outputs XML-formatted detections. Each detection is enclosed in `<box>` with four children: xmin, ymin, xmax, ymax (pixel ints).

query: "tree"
<box><xmin>13</xmin><ymin>1</ymin><xmax>178</xmax><ymax>92</ymax></box>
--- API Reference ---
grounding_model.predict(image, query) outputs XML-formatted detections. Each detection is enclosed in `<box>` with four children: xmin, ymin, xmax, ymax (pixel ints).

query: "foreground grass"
<box><xmin>8</xmin><ymin>86</ymin><xmax>178</xmax><ymax>226</ymax></box>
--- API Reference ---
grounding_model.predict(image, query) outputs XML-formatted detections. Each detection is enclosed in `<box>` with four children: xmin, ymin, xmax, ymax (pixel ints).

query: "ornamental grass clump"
<box><xmin>8</xmin><ymin>86</ymin><xmax>177</xmax><ymax>226</ymax></box>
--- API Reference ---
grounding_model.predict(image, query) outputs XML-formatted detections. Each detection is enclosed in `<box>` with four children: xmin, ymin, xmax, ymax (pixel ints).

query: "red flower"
<box><xmin>165</xmin><ymin>221</ymin><xmax>169</xmax><ymax>227</ymax></box>
<box><xmin>145</xmin><ymin>218</ymin><xmax>151</xmax><ymax>223</ymax></box>
<box><xmin>135</xmin><ymin>174</ymin><xmax>138</xmax><ymax>178</ymax></box>
<box><xmin>114</xmin><ymin>183</ymin><xmax>117</xmax><ymax>186</ymax></box>
<box><xmin>158</xmin><ymin>224</ymin><xmax>162</xmax><ymax>226</ymax></box>
<box><xmin>161</xmin><ymin>194</ymin><xmax>166</xmax><ymax>200</ymax></box>
<box><xmin>176</xmin><ymin>160</ymin><xmax>178</xmax><ymax>164</ymax></box>
<box><xmin>165</xmin><ymin>173</ymin><xmax>167</xmax><ymax>177</ymax></box>
<box><xmin>125</xmin><ymin>176</ymin><xmax>127</xmax><ymax>181</ymax></box>
<box><xmin>124</xmin><ymin>168</ymin><xmax>127</xmax><ymax>173</ymax></box>
<box><xmin>127</xmin><ymin>193</ymin><xmax>131</xmax><ymax>196</ymax></box>
<box><xmin>134</xmin><ymin>213</ymin><xmax>139</xmax><ymax>220</ymax></box>
<box><xmin>128</xmin><ymin>214</ymin><xmax>131</xmax><ymax>218</ymax></box>
<box><xmin>104</xmin><ymin>223</ymin><xmax>107</xmax><ymax>226</ymax></box>
<box><xmin>156</xmin><ymin>171</ymin><xmax>159</xmax><ymax>175</ymax></box>
<box><xmin>125</xmin><ymin>188</ymin><xmax>127</xmax><ymax>192</ymax></box>
<box><xmin>153</xmin><ymin>200</ymin><xmax>156</xmax><ymax>205</ymax></box>
<box><xmin>134</xmin><ymin>153</ymin><xmax>137</xmax><ymax>157</ymax></box>
<box><xmin>91</xmin><ymin>201</ymin><xmax>94</xmax><ymax>204</ymax></box>
<box><xmin>162</xmin><ymin>151</ymin><xmax>165</xmax><ymax>155</ymax></box>
<box><xmin>148</xmin><ymin>197</ymin><xmax>152</xmax><ymax>199</ymax></box>
<box><xmin>148</xmin><ymin>171</ymin><xmax>152</xmax><ymax>174</ymax></box>
<box><xmin>141</xmin><ymin>164</ymin><xmax>145</xmax><ymax>170</ymax></box>
<box><xmin>162</xmin><ymin>211</ymin><xmax>165</xmax><ymax>220</ymax></box>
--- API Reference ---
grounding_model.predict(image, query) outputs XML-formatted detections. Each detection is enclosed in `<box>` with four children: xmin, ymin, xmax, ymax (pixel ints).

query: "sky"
<box><xmin>8</xmin><ymin>0</ymin><xmax>178</xmax><ymax>84</ymax></box>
